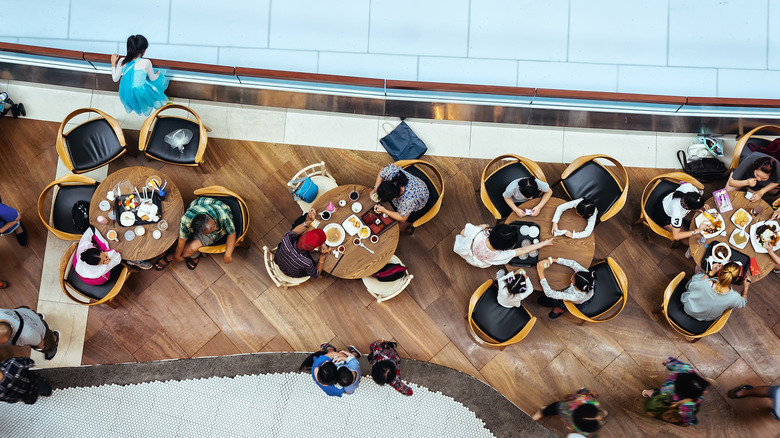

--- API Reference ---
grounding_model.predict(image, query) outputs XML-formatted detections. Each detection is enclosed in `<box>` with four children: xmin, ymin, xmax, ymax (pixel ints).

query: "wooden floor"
<box><xmin>2</xmin><ymin>118</ymin><xmax>779</xmax><ymax>437</ymax></box>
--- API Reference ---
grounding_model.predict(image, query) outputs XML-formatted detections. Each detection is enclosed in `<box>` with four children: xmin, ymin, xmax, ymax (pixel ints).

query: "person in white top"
<box><xmin>660</xmin><ymin>182</ymin><xmax>707</xmax><ymax>240</ymax></box>
<box><xmin>536</xmin><ymin>257</ymin><xmax>595</xmax><ymax>319</ymax></box>
<box><xmin>494</xmin><ymin>268</ymin><xmax>533</xmax><ymax>308</ymax></box>
<box><xmin>551</xmin><ymin>198</ymin><xmax>597</xmax><ymax>239</ymax></box>
<box><xmin>454</xmin><ymin>223</ymin><xmax>553</xmax><ymax>268</ymax></box>
<box><xmin>502</xmin><ymin>177</ymin><xmax>553</xmax><ymax>217</ymax></box>
<box><xmin>74</xmin><ymin>227</ymin><xmax>122</xmax><ymax>285</ymax></box>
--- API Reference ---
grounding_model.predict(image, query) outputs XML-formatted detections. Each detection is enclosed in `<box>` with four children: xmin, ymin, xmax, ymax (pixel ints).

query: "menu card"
<box><xmin>713</xmin><ymin>188</ymin><xmax>732</xmax><ymax>213</ymax></box>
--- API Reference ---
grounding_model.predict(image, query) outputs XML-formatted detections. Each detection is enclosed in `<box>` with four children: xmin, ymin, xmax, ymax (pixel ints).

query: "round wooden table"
<box><xmin>505</xmin><ymin>197</ymin><xmax>595</xmax><ymax>290</ymax></box>
<box><xmin>688</xmin><ymin>190</ymin><xmax>775</xmax><ymax>282</ymax></box>
<box><xmin>310</xmin><ymin>185</ymin><xmax>400</xmax><ymax>279</ymax></box>
<box><xmin>89</xmin><ymin>166</ymin><xmax>184</xmax><ymax>261</ymax></box>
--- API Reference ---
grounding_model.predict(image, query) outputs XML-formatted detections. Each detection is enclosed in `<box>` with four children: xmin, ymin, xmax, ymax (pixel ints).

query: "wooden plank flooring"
<box><xmin>1</xmin><ymin>118</ymin><xmax>779</xmax><ymax>436</ymax></box>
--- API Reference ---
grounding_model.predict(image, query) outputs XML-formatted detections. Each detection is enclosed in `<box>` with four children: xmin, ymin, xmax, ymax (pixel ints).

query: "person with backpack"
<box><xmin>642</xmin><ymin>357</ymin><xmax>710</xmax><ymax>426</ymax></box>
<box><xmin>531</xmin><ymin>387</ymin><xmax>606</xmax><ymax>437</ymax></box>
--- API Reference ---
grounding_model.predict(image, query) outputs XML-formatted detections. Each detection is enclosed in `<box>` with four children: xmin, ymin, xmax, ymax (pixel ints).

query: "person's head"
<box><xmin>191</xmin><ymin>214</ymin><xmax>215</xmax><ymax>236</ymax></box>
<box><xmin>752</xmin><ymin>156</ymin><xmax>777</xmax><ymax>181</ymax></box>
<box><xmin>675</xmin><ymin>372</ymin><xmax>710</xmax><ymax>399</ymax></box>
<box><xmin>0</xmin><ymin>322</ymin><xmax>10</xmax><ymax>344</ymax></box>
<box><xmin>297</xmin><ymin>229</ymin><xmax>326</xmax><ymax>251</ymax></box>
<box><xmin>673</xmin><ymin>190</ymin><xmax>705</xmax><ymax>211</ymax></box>
<box><xmin>371</xmin><ymin>359</ymin><xmax>397</xmax><ymax>386</ymax></box>
<box><xmin>715</xmin><ymin>262</ymin><xmax>741</xmax><ymax>290</ymax></box>
<box><xmin>487</xmin><ymin>223</ymin><xmax>519</xmax><ymax>251</ymax></box>
<box><xmin>122</xmin><ymin>34</ymin><xmax>149</xmax><ymax>65</ymax></box>
<box><xmin>572</xmin><ymin>270</ymin><xmax>596</xmax><ymax>292</ymax></box>
<box><xmin>316</xmin><ymin>361</ymin><xmax>338</xmax><ymax>386</ymax></box>
<box><xmin>337</xmin><ymin>366</ymin><xmax>355</xmax><ymax>387</ymax></box>
<box><xmin>572</xmin><ymin>403</ymin><xmax>603</xmax><ymax>433</ymax></box>
<box><xmin>517</xmin><ymin>177</ymin><xmax>540</xmax><ymax>199</ymax></box>
<box><xmin>298</xmin><ymin>350</ymin><xmax>328</xmax><ymax>372</ymax></box>
<box><xmin>80</xmin><ymin>247</ymin><xmax>111</xmax><ymax>266</ymax></box>
<box><xmin>506</xmin><ymin>272</ymin><xmax>527</xmax><ymax>296</ymax></box>
<box><xmin>576</xmin><ymin>198</ymin><xmax>597</xmax><ymax>220</ymax></box>
<box><xmin>377</xmin><ymin>171</ymin><xmax>409</xmax><ymax>202</ymax></box>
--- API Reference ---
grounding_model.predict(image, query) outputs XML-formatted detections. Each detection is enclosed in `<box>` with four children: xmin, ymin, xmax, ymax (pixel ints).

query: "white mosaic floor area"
<box><xmin>0</xmin><ymin>372</ymin><xmax>495</xmax><ymax>438</ymax></box>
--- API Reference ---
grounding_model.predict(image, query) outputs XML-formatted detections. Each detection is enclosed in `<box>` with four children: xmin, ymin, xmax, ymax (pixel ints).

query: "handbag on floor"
<box><xmin>380</xmin><ymin>120</ymin><xmax>427</xmax><ymax>161</ymax></box>
<box><xmin>643</xmin><ymin>393</ymin><xmax>695</xmax><ymax>425</ymax></box>
<box><xmin>677</xmin><ymin>150</ymin><xmax>727</xmax><ymax>183</ymax></box>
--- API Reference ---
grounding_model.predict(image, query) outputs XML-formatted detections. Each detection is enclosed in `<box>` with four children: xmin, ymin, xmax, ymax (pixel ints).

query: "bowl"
<box><xmin>152</xmin><ymin>229</ymin><xmax>162</xmax><ymax>240</ymax></box>
<box><xmin>120</xmin><ymin>211</ymin><xmax>135</xmax><ymax>227</ymax></box>
<box><xmin>358</xmin><ymin>225</ymin><xmax>371</xmax><ymax>239</ymax></box>
<box><xmin>351</xmin><ymin>202</ymin><xmax>362</xmax><ymax>213</ymax></box>
<box><xmin>323</xmin><ymin>223</ymin><xmax>345</xmax><ymax>246</ymax></box>
<box><xmin>99</xmin><ymin>200</ymin><xmax>111</xmax><ymax>211</ymax></box>
<box><xmin>711</xmin><ymin>242</ymin><xmax>731</xmax><ymax>262</ymax></box>
<box><xmin>134</xmin><ymin>226</ymin><xmax>145</xmax><ymax>236</ymax></box>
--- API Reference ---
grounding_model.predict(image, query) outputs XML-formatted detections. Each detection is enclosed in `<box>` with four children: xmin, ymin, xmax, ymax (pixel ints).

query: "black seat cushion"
<box><xmin>51</xmin><ymin>184</ymin><xmax>98</xmax><ymax>234</ymax></box>
<box><xmin>666</xmin><ymin>278</ymin><xmax>716</xmax><ymax>335</ymax></box>
<box><xmin>145</xmin><ymin>117</ymin><xmax>201</xmax><ymax>164</ymax></box>
<box><xmin>405</xmin><ymin>166</ymin><xmax>439</xmax><ymax>225</ymax></box>
<box><xmin>573</xmin><ymin>261</ymin><xmax>623</xmax><ymax>317</ymax></box>
<box><xmin>65</xmin><ymin>119</ymin><xmax>124</xmax><ymax>172</ymax></box>
<box><xmin>472</xmin><ymin>284</ymin><xmax>532</xmax><ymax>343</ymax></box>
<box><xmin>484</xmin><ymin>162</ymin><xmax>533</xmax><ymax>218</ymax></box>
<box><xmin>562</xmin><ymin>161</ymin><xmax>622</xmax><ymax>219</ymax></box>
<box><xmin>203</xmin><ymin>196</ymin><xmax>245</xmax><ymax>246</ymax></box>
<box><xmin>645</xmin><ymin>180</ymin><xmax>679</xmax><ymax>227</ymax></box>
<box><xmin>66</xmin><ymin>263</ymin><xmax>124</xmax><ymax>301</ymax></box>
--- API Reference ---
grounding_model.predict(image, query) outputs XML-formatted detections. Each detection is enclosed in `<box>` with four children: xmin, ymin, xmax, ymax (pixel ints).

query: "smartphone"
<box><xmin>524</xmin><ymin>209</ymin><xmax>534</xmax><ymax>215</ymax></box>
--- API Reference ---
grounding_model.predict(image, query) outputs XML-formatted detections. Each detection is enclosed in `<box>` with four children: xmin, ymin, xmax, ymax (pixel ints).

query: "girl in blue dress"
<box><xmin>110</xmin><ymin>35</ymin><xmax>169</xmax><ymax>116</ymax></box>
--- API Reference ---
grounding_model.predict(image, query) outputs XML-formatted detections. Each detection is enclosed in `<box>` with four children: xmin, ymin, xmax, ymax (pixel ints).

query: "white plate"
<box><xmin>119</xmin><ymin>211</ymin><xmax>136</xmax><ymax>227</ymax></box>
<box><xmin>694</xmin><ymin>210</ymin><xmax>726</xmax><ymax>238</ymax></box>
<box><xmin>124</xmin><ymin>230</ymin><xmax>136</xmax><ymax>241</ymax></box>
<box><xmin>729</xmin><ymin>228</ymin><xmax>749</xmax><ymax>249</ymax></box>
<box><xmin>730</xmin><ymin>208</ymin><xmax>752</xmax><ymax>229</ymax></box>
<box><xmin>528</xmin><ymin>227</ymin><xmax>540</xmax><ymax>238</ymax></box>
<box><xmin>519</xmin><ymin>225</ymin><xmax>530</xmax><ymax>234</ymax></box>
<box><xmin>152</xmin><ymin>230</ymin><xmax>162</xmax><ymax>240</ymax></box>
<box><xmin>358</xmin><ymin>225</ymin><xmax>371</xmax><ymax>239</ymax></box>
<box><xmin>351</xmin><ymin>202</ymin><xmax>362</xmax><ymax>213</ymax></box>
<box><xmin>342</xmin><ymin>214</ymin><xmax>362</xmax><ymax>236</ymax></box>
<box><xmin>99</xmin><ymin>200</ymin><xmax>111</xmax><ymax>211</ymax></box>
<box><xmin>749</xmin><ymin>220</ymin><xmax>780</xmax><ymax>253</ymax></box>
<box><xmin>323</xmin><ymin>223</ymin><xmax>346</xmax><ymax>246</ymax></box>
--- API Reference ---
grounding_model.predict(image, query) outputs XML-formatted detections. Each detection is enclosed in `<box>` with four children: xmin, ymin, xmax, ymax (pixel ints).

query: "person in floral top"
<box><xmin>642</xmin><ymin>357</ymin><xmax>710</xmax><ymax>426</ymax></box>
<box><xmin>368</xmin><ymin>340</ymin><xmax>412</xmax><ymax>396</ymax></box>
<box><xmin>371</xmin><ymin>163</ymin><xmax>429</xmax><ymax>232</ymax></box>
<box><xmin>531</xmin><ymin>387</ymin><xmax>605</xmax><ymax>436</ymax></box>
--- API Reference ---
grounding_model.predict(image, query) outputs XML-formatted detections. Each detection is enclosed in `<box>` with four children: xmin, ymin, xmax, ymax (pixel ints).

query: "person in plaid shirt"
<box><xmin>155</xmin><ymin>197</ymin><xmax>236</xmax><ymax>270</ymax></box>
<box><xmin>0</xmin><ymin>357</ymin><xmax>52</xmax><ymax>404</ymax></box>
<box><xmin>532</xmin><ymin>387</ymin><xmax>605</xmax><ymax>437</ymax></box>
<box><xmin>642</xmin><ymin>357</ymin><xmax>710</xmax><ymax>426</ymax></box>
<box><xmin>368</xmin><ymin>340</ymin><xmax>412</xmax><ymax>396</ymax></box>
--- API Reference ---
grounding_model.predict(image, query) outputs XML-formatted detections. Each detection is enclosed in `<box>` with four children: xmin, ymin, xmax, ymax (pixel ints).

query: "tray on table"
<box><xmin>699</xmin><ymin>240</ymin><xmax>750</xmax><ymax>276</ymax></box>
<box><xmin>361</xmin><ymin>211</ymin><xmax>395</xmax><ymax>236</ymax></box>
<box><xmin>507</xmin><ymin>220</ymin><xmax>541</xmax><ymax>267</ymax></box>
<box><xmin>114</xmin><ymin>192</ymin><xmax>163</xmax><ymax>227</ymax></box>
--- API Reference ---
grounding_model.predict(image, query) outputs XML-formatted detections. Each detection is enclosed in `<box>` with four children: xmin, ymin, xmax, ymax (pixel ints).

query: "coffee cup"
<box><xmin>370</xmin><ymin>235</ymin><xmax>379</xmax><ymax>244</ymax></box>
<box><xmin>352</xmin><ymin>237</ymin><xmax>361</xmax><ymax>246</ymax></box>
<box><xmin>370</xmin><ymin>192</ymin><xmax>380</xmax><ymax>203</ymax></box>
<box><xmin>134</xmin><ymin>226</ymin><xmax>145</xmax><ymax>236</ymax></box>
<box><xmin>106</xmin><ymin>230</ymin><xmax>118</xmax><ymax>241</ymax></box>
<box><xmin>337</xmin><ymin>245</ymin><xmax>346</xmax><ymax>253</ymax></box>
<box><xmin>320</xmin><ymin>210</ymin><xmax>331</xmax><ymax>220</ymax></box>
<box><xmin>349</xmin><ymin>190</ymin><xmax>359</xmax><ymax>201</ymax></box>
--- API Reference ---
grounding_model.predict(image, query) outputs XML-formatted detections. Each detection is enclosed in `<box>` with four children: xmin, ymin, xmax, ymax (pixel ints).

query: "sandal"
<box><xmin>154</xmin><ymin>254</ymin><xmax>172</xmax><ymax>271</ymax></box>
<box><xmin>641</xmin><ymin>389</ymin><xmax>655</xmax><ymax>398</ymax></box>
<box><xmin>727</xmin><ymin>385</ymin><xmax>753</xmax><ymax>399</ymax></box>
<box><xmin>185</xmin><ymin>257</ymin><xmax>199</xmax><ymax>270</ymax></box>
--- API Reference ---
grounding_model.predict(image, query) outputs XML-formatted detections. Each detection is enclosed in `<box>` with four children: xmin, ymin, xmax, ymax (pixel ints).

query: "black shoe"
<box><xmin>548</xmin><ymin>308</ymin><xmax>565</xmax><ymax>319</ymax></box>
<box><xmin>537</xmin><ymin>295</ymin><xmax>561</xmax><ymax>308</ymax></box>
<box><xmin>319</xmin><ymin>342</ymin><xmax>336</xmax><ymax>352</ymax></box>
<box><xmin>15</xmin><ymin>227</ymin><xmax>27</xmax><ymax>247</ymax></box>
<box><xmin>348</xmin><ymin>345</ymin><xmax>362</xmax><ymax>359</ymax></box>
<box><xmin>36</xmin><ymin>377</ymin><xmax>52</xmax><ymax>396</ymax></box>
<box><xmin>44</xmin><ymin>331</ymin><xmax>59</xmax><ymax>360</ymax></box>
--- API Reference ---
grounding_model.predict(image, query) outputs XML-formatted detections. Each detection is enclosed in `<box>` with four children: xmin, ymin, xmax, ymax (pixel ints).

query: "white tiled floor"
<box><xmin>1</xmin><ymin>1</ymin><xmax>777</xmax><ymax>98</ymax></box>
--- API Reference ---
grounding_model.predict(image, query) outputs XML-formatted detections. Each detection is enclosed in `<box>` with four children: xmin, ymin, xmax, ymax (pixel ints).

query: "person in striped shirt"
<box><xmin>274</xmin><ymin>208</ymin><xmax>332</xmax><ymax>279</ymax></box>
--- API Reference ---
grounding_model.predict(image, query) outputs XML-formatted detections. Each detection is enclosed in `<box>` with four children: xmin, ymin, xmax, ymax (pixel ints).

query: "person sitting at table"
<box><xmin>494</xmin><ymin>268</ymin><xmax>533</xmax><ymax>308</ymax></box>
<box><xmin>74</xmin><ymin>226</ymin><xmax>122</xmax><ymax>285</ymax></box>
<box><xmin>725</xmin><ymin>152</ymin><xmax>780</xmax><ymax>201</ymax></box>
<box><xmin>681</xmin><ymin>262</ymin><xmax>748</xmax><ymax>321</ymax></box>
<box><xmin>454</xmin><ymin>223</ymin><xmax>554</xmax><ymax>268</ymax></box>
<box><xmin>370</xmin><ymin>162</ymin><xmax>429</xmax><ymax>232</ymax></box>
<box><xmin>503</xmin><ymin>176</ymin><xmax>553</xmax><ymax>218</ymax></box>
<box><xmin>154</xmin><ymin>197</ymin><xmax>236</xmax><ymax>270</ymax></box>
<box><xmin>551</xmin><ymin>198</ymin><xmax>597</xmax><ymax>239</ymax></box>
<box><xmin>273</xmin><ymin>208</ymin><xmax>332</xmax><ymax>279</ymax></box>
<box><xmin>536</xmin><ymin>257</ymin><xmax>595</xmax><ymax>319</ymax></box>
<box><xmin>660</xmin><ymin>182</ymin><xmax>707</xmax><ymax>241</ymax></box>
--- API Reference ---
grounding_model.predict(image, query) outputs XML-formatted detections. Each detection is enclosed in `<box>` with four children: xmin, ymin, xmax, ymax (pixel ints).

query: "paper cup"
<box><xmin>134</xmin><ymin>226</ymin><xmax>146</xmax><ymax>236</ymax></box>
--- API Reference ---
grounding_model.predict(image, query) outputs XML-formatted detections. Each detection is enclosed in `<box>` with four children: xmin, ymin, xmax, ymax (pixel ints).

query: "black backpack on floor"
<box><xmin>677</xmin><ymin>151</ymin><xmax>727</xmax><ymax>183</ymax></box>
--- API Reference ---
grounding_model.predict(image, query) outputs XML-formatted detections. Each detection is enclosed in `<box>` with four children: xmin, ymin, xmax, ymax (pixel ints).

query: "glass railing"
<box><xmin>2</xmin><ymin>41</ymin><xmax>780</xmax><ymax>119</ymax></box>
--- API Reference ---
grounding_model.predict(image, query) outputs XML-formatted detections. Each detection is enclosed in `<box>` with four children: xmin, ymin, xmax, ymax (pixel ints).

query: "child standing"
<box><xmin>110</xmin><ymin>34</ymin><xmax>169</xmax><ymax>116</ymax></box>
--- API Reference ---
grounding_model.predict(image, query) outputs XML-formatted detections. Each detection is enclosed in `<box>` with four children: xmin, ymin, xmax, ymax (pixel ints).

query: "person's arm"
<box><xmin>223</xmin><ymin>233</ymin><xmax>236</xmax><ymax>264</ymax></box>
<box><xmin>678</xmin><ymin>402</ymin><xmax>699</xmax><ymax>426</ymax></box>
<box><xmin>174</xmin><ymin>237</ymin><xmax>187</xmax><ymax>262</ymax></box>
<box><xmin>531</xmin><ymin>187</ymin><xmax>553</xmax><ymax>216</ymax></box>
<box><xmin>751</xmin><ymin>182</ymin><xmax>780</xmax><ymax>202</ymax></box>
<box><xmin>726</xmin><ymin>172</ymin><xmax>756</xmax><ymax>191</ymax></box>
<box><xmin>141</xmin><ymin>58</ymin><xmax>159</xmax><ymax>81</ymax></box>
<box><xmin>370</xmin><ymin>165</ymin><xmax>392</xmax><ymax>197</ymax></box>
<box><xmin>571</xmin><ymin>209</ymin><xmax>597</xmax><ymax>239</ymax></box>
<box><xmin>553</xmin><ymin>257</ymin><xmax>587</xmax><ymax>272</ymax></box>
<box><xmin>110</xmin><ymin>55</ymin><xmax>122</xmax><ymax>82</ymax></box>
<box><xmin>390</xmin><ymin>374</ymin><xmax>413</xmax><ymax>396</ymax></box>
<box><xmin>504</xmin><ymin>196</ymin><xmax>525</xmax><ymax>217</ymax></box>
<box><xmin>91</xmin><ymin>227</ymin><xmax>111</xmax><ymax>251</ymax></box>
<box><xmin>292</xmin><ymin>208</ymin><xmax>317</xmax><ymax>235</ymax></box>
<box><xmin>552</xmin><ymin>200</ymin><xmax>577</xmax><ymax>224</ymax></box>
<box><xmin>0</xmin><ymin>212</ymin><xmax>20</xmax><ymax>234</ymax></box>
<box><xmin>513</xmin><ymin>238</ymin><xmax>554</xmax><ymax>257</ymax></box>
<box><xmin>765</xmin><ymin>247</ymin><xmax>780</xmax><ymax>267</ymax></box>
<box><xmin>374</xmin><ymin>204</ymin><xmax>407</xmax><ymax>222</ymax></box>
<box><xmin>315</xmin><ymin>245</ymin><xmax>333</xmax><ymax>275</ymax></box>
<box><xmin>663</xmin><ymin>357</ymin><xmax>689</xmax><ymax>372</ymax></box>
<box><xmin>502</xmin><ymin>179</ymin><xmax>525</xmax><ymax>217</ymax></box>
<box><xmin>671</xmin><ymin>224</ymin><xmax>704</xmax><ymax>241</ymax></box>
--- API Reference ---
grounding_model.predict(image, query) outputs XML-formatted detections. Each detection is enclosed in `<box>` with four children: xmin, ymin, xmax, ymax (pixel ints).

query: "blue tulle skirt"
<box><xmin>118</xmin><ymin>60</ymin><xmax>169</xmax><ymax>116</ymax></box>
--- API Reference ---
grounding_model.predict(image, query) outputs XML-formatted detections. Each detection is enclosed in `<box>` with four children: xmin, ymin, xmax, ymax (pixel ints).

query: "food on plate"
<box><xmin>756</xmin><ymin>223</ymin><xmax>780</xmax><ymax>248</ymax></box>
<box><xmin>348</xmin><ymin>216</ymin><xmax>361</xmax><ymax>229</ymax></box>
<box><xmin>713</xmin><ymin>245</ymin><xmax>730</xmax><ymax>260</ymax></box>
<box><xmin>732</xmin><ymin>230</ymin><xmax>748</xmax><ymax>246</ymax></box>
<box><xmin>700</xmin><ymin>210</ymin><xmax>722</xmax><ymax>234</ymax></box>
<box><xmin>326</xmin><ymin>226</ymin><xmax>343</xmax><ymax>243</ymax></box>
<box><xmin>701</xmin><ymin>221</ymin><xmax>719</xmax><ymax>235</ymax></box>
<box><xmin>732</xmin><ymin>209</ymin><xmax>750</xmax><ymax>228</ymax></box>
<box><xmin>358</xmin><ymin>226</ymin><xmax>370</xmax><ymax>239</ymax></box>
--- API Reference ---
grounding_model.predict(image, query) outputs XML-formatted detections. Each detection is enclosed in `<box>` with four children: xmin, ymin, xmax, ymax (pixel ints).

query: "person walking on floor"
<box><xmin>0</xmin><ymin>307</ymin><xmax>59</xmax><ymax>360</ymax></box>
<box><xmin>531</xmin><ymin>387</ymin><xmax>606</xmax><ymax>437</ymax></box>
<box><xmin>368</xmin><ymin>340</ymin><xmax>412</xmax><ymax>396</ymax></box>
<box><xmin>0</xmin><ymin>357</ymin><xmax>52</xmax><ymax>404</ymax></box>
<box><xmin>727</xmin><ymin>384</ymin><xmax>780</xmax><ymax>421</ymax></box>
<box><xmin>642</xmin><ymin>357</ymin><xmax>711</xmax><ymax>426</ymax></box>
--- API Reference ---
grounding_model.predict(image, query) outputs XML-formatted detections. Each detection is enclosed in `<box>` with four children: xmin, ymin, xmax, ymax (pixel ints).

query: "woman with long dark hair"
<box><xmin>551</xmin><ymin>197</ymin><xmax>598</xmax><ymax>239</ymax></box>
<box><xmin>110</xmin><ymin>34</ymin><xmax>169</xmax><ymax>116</ymax></box>
<box><xmin>454</xmin><ymin>222</ymin><xmax>553</xmax><ymax>268</ymax></box>
<box><xmin>536</xmin><ymin>256</ymin><xmax>595</xmax><ymax>319</ymax></box>
<box><xmin>726</xmin><ymin>152</ymin><xmax>780</xmax><ymax>201</ymax></box>
<box><xmin>74</xmin><ymin>226</ymin><xmax>122</xmax><ymax>285</ymax></box>
<box><xmin>660</xmin><ymin>183</ymin><xmax>707</xmax><ymax>240</ymax></box>
<box><xmin>370</xmin><ymin>163</ymin><xmax>429</xmax><ymax>231</ymax></box>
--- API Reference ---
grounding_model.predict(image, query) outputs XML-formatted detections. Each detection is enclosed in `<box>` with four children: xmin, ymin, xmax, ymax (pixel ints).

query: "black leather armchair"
<box><xmin>560</xmin><ymin>154</ymin><xmax>628</xmax><ymax>222</ymax></box>
<box><xmin>468</xmin><ymin>279</ymin><xmax>536</xmax><ymax>346</ymax></box>
<box><xmin>56</xmin><ymin>108</ymin><xmax>126</xmax><ymax>174</ymax></box>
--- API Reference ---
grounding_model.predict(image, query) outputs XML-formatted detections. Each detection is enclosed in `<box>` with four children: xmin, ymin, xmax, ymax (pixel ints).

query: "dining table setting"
<box><xmin>309</xmin><ymin>185</ymin><xmax>400</xmax><ymax>279</ymax></box>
